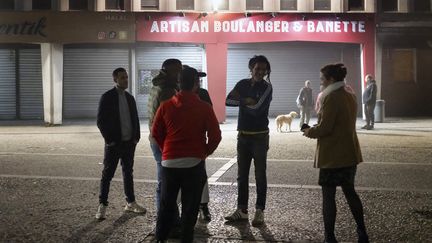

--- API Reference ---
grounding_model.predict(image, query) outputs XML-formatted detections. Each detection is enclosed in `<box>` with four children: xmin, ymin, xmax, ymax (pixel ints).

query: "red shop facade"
<box><xmin>136</xmin><ymin>13</ymin><xmax>375</xmax><ymax>122</ymax></box>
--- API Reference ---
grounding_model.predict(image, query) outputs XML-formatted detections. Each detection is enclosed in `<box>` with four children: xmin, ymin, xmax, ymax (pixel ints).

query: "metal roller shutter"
<box><xmin>19</xmin><ymin>48</ymin><xmax>43</xmax><ymax>120</ymax></box>
<box><xmin>63</xmin><ymin>48</ymin><xmax>129</xmax><ymax>118</ymax></box>
<box><xmin>0</xmin><ymin>49</ymin><xmax>16</xmax><ymax>120</ymax></box>
<box><xmin>226</xmin><ymin>42</ymin><xmax>361</xmax><ymax>117</ymax></box>
<box><xmin>135</xmin><ymin>43</ymin><xmax>205</xmax><ymax>118</ymax></box>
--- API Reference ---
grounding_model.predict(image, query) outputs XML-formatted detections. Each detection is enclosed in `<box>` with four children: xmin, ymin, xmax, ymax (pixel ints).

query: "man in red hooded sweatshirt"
<box><xmin>152</xmin><ymin>66</ymin><xmax>221</xmax><ymax>243</ymax></box>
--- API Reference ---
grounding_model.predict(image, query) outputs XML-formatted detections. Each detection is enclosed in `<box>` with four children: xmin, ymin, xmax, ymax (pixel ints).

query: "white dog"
<box><xmin>275</xmin><ymin>111</ymin><xmax>298</xmax><ymax>132</ymax></box>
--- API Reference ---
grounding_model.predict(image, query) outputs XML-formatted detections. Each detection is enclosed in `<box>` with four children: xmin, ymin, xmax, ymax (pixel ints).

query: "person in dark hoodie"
<box><xmin>361</xmin><ymin>74</ymin><xmax>377</xmax><ymax>130</ymax></box>
<box><xmin>148</xmin><ymin>59</ymin><xmax>182</xmax><ymax>213</ymax></box>
<box><xmin>152</xmin><ymin>66</ymin><xmax>221</xmax><ymax>243</ymax></box>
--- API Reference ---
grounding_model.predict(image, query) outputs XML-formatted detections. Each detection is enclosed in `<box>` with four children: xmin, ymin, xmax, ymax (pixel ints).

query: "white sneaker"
<box><xmin>224</xmin><ymin>209</ymin><xmax>248</xmax><ymax>221</ymax></box>
<box><xmin>95</xmin><ymin>203</ymin><xmax>107</xmax><ymax>220</ymax></box>
<box><xmin>124</xmin><ymin>201</ymin><xmax>146</xmax><ymax>214</ymax></box>
<box><xmin>252</xmin><ymin>209</ymin><xmax>264</xmax><ymax>226</ymax></box>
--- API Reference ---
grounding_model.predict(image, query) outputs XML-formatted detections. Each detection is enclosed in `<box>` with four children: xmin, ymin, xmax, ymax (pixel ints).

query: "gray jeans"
<box><xmin>300</xmin><ymin>105</ymin><xmax>312</xmax><ymax>128</ymax></box>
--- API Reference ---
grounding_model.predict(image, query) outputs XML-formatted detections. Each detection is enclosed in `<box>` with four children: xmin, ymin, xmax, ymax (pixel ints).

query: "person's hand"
<box><xmin>302</xmin><ymin>128</ymin><xmax>311</xmax><ymax>138</ymax></box>
<box><xmin>244</xmin><ymin>97</ymin><xmax>257</xmax><ymax>106</ymax></box>
<box><xmin>133</xmin><ymin>139</ymin><xmax>139</xmax><ymax>145</ymax></box>
<box><xmin>107</xmin><ymin>142</ymin><xmax>116</xmax><ymax>146</ymax></box>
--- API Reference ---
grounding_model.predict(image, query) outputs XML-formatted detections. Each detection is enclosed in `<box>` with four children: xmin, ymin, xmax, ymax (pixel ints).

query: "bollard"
<box><xmin>374</xmin><ymin>100</ymin><xmax>385</xmax><ymax>123</ymax></box>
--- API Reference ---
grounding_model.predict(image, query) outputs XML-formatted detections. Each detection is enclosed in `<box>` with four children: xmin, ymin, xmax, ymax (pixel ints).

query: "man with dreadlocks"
<box><xmin>224</xmin><ymin>55</ymin><xmax>273</xmax><ymax>226</ymax></box>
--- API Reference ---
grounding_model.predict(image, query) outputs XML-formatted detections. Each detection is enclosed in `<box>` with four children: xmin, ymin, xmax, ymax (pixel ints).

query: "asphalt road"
<box><xmin>0</xmin><ymin>117</ymin><xmax>431</xmax><ymax>242</ymax></box>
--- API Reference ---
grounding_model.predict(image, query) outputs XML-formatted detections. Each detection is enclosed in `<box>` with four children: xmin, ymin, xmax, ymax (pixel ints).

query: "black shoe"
<box><xmin>199</xmin><ymin>204</ymin><xmax>212</xmax><ymax>222</ymax></box>
<box><xmin>361</xmin><ymin>125</ymin><xmax>369</xmax><ymax>129</ymax></box>
<box><xmin>357</xmin><ymin>228</ymin><xmax>370</xmax><ymax>243</ymax></box>
<box><xmin>366</xmin><ymin>125</ymin><xmax>373</xmax><ymax>130</ymax></box>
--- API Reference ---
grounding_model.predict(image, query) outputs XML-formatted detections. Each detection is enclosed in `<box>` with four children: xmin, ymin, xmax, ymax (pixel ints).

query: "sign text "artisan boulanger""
<box><xmin>150</xmin><ymin>20</ymin><xmax>366</xmax><ymax>33</ymax></box>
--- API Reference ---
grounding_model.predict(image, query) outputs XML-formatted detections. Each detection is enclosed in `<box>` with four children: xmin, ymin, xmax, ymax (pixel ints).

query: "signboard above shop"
<box><xmin>137</xmin><ymin>13</ymin><xmax>374</xmax><ymax>44</ymax></box>
<box><xmin>0</xmin><ymin>12</ymin><xmax>135</xmax><ymax>44</ymax></box>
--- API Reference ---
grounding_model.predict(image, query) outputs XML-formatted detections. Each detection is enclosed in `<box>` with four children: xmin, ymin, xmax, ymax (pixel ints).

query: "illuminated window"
<box><xmin>213</xmin><ymin>0</ymin><xmax>229</xmax><ymax>11</ymax></box>
<box><xmin>176</xmin><ymin>0</ymin><xmax>194</xmax><ymax>10</ymax></box>
<box><xmin>0</xmin><ymin>0</ymin><xmax>14</xmax><ymax>9</ymax></box>
<box><xmin>70</xmin><ymin>0</ymin><xmax>88</xmax><ymax>10</ymax></box>
<box><xmin>246</xmin><ymin>0</ymin><xmax>263</xmax><ymax>11</ymax></box>
<box><xmin>391</xmin><ymin>49</ymin><xmax>416</xmax><ymax>83</ymax></box>
<box><xmin>348</xmin><ymin>0</ymin><xmax>364</xmax><ymax>11</ymax></box>
<box><xmin>380</xmin><ymin>0</ymin><xmax>398</xmax><ymax>12</ymax></box>
<box><xmin>106</xmin><ymin>0</ymin><xmax>124</xmax><ymax>10</ymax></box>
<box><xmin>314</xmin><ymin>0</ymin><xmax>331</xmax><ymax>10</ymax></box>
<box><xmin>141</xmin><ymin>0</ymin><xmax>159</xmax><ymax>10</ymax></box>
<box><xmin>280</xmin><ymin>0</ymin><xmax>297</xmax><ymax>10</ymax></box>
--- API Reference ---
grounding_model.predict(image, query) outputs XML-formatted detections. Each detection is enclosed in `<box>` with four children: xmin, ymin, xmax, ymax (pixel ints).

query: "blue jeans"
<box><xmin>150</xmin><ymin>142</ymin><xmax>163</xmax><ymax>212</ymax></box>
<box><xmin>236</xmin><ymin>133</ymin><xmax>269</xmax><ymax>210</ymax></box>
<box><xmin>99</xmin><ymin>141</ymin><xmax>136</xmax><ymax>205</ymax></box>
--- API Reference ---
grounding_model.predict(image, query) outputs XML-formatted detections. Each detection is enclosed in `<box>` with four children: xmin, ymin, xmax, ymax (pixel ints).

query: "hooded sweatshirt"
<box><xmin>151</xmin><ymin>91</ymin><xmax>222</xmax><ymax>166</ymax></box>
<box><xmin>147</xmin><ymin>70</ymin><xmax>178</xmax><ymax>142</ymax></box>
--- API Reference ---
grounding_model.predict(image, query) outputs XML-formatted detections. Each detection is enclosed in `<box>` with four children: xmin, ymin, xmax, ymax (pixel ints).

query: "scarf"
<box><xmin>318</xmin><ymin>81</ymin><xmax>346</xmax><ymax>110</ymax></box>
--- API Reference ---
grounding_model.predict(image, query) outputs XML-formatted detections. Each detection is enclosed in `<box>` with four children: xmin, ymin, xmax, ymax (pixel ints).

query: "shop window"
<box><xmin>348</xmin><ymin>0</ymin><xmax>364</xmax><ymax>11</ymax></box>
<box><xmin>390</xmin><ymin>49</ymin><xmax>416</xmax><ymax>83</ymax></box>
<box><xmin>314</xmin><ymin>0</ymin><xmax>331</xmax><ymax>11</ymax></box>
<box><xmin>412</xmin><ymin>0</ymin><xmax>431</xmax><ymax>12</ymax></box>
<box><xmin>246</xmin><ymin>0</ymin><xmax>264</xmax><ymax>11</ymax></box>
<box><xmin>106</xmin><ymin>0</ymin><xmax>124</xmax><ymax>10</ymax></box>
<box><xmin>380</xmin><ymin>0</ymin><xmax>398</xmax><ymax>12</ymax></box>
<box><xmin>69</xmin><ymin>0</ymin><xmax>89</xmax><ymax>10</ymax></box>
<box><xmin>32</xmin><ymin>0</ymin><xmax>51</xmax><ymax>10</ymax></box>
<box><xmin>213</xmin><ymin>0</ymin><xmax>229</xmax><ymax>11</ymax></box>
<box><xmin>141</xmin><ymin>0</ymin><xmax>159</xmax><ymax>10</ymax></box>
<box><xmin>280</xmin><ymin>0</ymin><xmax>297</xmax><ymax>10</ymax></box>
<box><xmin>0</xmin><ymin>0</ymin><xmax>14</xmax><ymax>9</ymax></box>
<box><xmin>176</xmin><ymin>0</ymin><xmax>194</xmax><ymax>10</ymax></box>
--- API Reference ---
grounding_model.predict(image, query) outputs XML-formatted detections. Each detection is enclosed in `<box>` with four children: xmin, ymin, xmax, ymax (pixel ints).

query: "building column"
<box><xmin>41</xmin><ymin>43</ymin><xmax>63</xmax><ymax>125</ymax></box>
<box><xmin>205</xmin><ymin>43</ymin><xmax>228</xmax><ymax>123</ymax></box>
<box><xmin>96</xmin><ymin>0</ymin><xmax>105</xmax><ymax>11</ymax></box>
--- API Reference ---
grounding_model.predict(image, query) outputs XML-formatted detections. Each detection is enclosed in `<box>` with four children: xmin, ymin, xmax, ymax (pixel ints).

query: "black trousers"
<box><xmin>99</xmin><ymin>141</ymin><xmax>136</xmax><ymax>205</ymax></box>
<box><xmin>156</xmin><ymin>161</ymin><xmax>207</xmax><ymax>243</ymax></box>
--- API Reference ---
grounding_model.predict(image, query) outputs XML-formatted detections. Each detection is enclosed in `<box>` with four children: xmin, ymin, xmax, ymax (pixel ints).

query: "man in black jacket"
<box><xmin>95</xmin><ymin>67</ymin><xmax>146</xmax><ymax>220</ymax></box>
<box><xmin>362</xmin><ymin>74</ymin><xmax>377</xmax><ymax>130</ymax></box>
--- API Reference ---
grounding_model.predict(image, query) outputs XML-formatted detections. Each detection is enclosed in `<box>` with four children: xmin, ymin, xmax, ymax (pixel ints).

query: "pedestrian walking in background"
<box><xmin>95</xmin><ymin>67</ymin><xmax>146</xmax><ymax>220</ymax></box>
<box><xmin>297</xmin><ymin>80</ymin><xmax>314</xmax><ymax>129</ymax></box>
<box><xmin>302</xmin><ymin>63</ymin><xmax>369</xmax><ymax>243</ymax></box>
<box><xmin>148</xmin><ymin>58</ymin><xmax>182</xmax><ymax>213</ymax></box>
<box><xmin>362</xmin><ymin>74</ymin><xmax>377</xmax><ymax>130</ymax></box>
<box><xmin>225</xmin><ymin>55</ymin><xmax>273</xmax><ymax>227</ymax></box>
<box><xmin>152</xmin><ymin>66</ymin><xmax>221</xmax><ymax>243</ymax></box>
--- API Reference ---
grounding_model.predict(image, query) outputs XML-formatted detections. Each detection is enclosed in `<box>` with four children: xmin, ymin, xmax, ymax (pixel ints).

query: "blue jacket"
<box><xmin>226</xmin><ymin>78</ymin><xmax>272</xmax><ymax>132</ymax></box>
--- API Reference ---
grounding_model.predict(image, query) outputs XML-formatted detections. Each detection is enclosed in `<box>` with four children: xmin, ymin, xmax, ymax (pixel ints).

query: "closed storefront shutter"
<box><xmin>226</xmin><ymin>42</ymin><xmax>361</xmax><ymax>117</ymax></box>
<box><xmin>19</xmin><ymin>48</ymin><xmax>43</xmax><ymax>119</ymax></box>
<box><xmin>135</xmin><ymin>43</ymin><xmax>204</xmax><ymax>118</ymax></box>
<box><xmin>0</xmin><ymin>49</ymin><xmax>16</xmax><ymax>120</ymax></box>
<box><xmin>63</xmin><ymin>47</ymin><xmax>129</xmax><ymax>118</ymax></box>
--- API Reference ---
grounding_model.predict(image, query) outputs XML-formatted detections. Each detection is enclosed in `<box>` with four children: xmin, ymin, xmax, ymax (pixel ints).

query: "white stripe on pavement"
<box><xmin>1</xmin><ymin>174</ymin><xmax>431</xmax><ymax>193</ymax></box>
<box><xmin>208</xmin><ymin>156</ymin><xmax>237</xmax><ymax>183</ymax></box>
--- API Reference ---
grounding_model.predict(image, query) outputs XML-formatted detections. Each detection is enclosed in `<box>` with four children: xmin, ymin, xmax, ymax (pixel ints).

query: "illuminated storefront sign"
<box><xmin>137</xmin><ymin>13</ymin><xmax>373</xmax><ymax>43</ymax></box>
<box><xmin>149</xmin><ymin>19</ymin><xmax>366</xmax><ymax>33</ymax></box>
